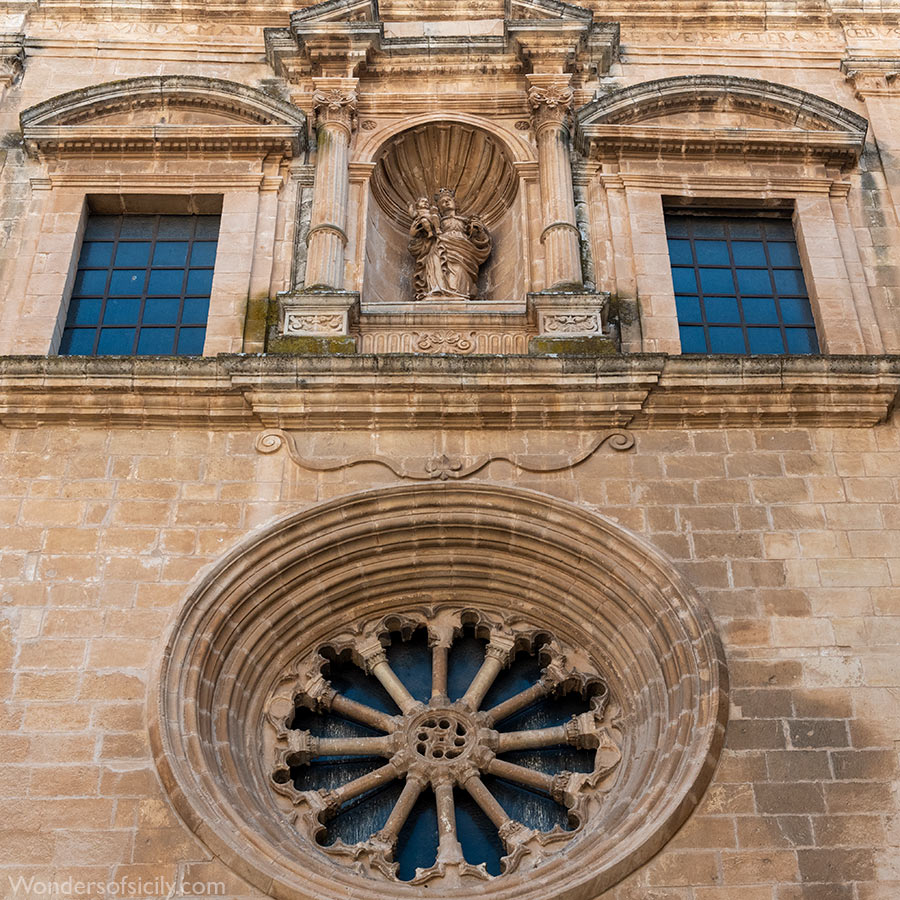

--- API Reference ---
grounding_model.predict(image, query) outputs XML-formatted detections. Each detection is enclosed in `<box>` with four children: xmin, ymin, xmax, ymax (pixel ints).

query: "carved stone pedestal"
<box><xmin>269</xmin><ymin>290</ymin><xmax>360</xmax><ymax>354</ymax></box>
<box><xmin>528</xmin><ymin>291</ymin><xmax>617</xmax><ymax>355</ymax></box>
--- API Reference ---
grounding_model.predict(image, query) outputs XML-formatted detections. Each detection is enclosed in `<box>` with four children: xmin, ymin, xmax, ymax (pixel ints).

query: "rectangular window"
<box><xmin>60</xmin><ymin>213</ymin><xmax>220</xmax><ymax>356</ymax></box>
<box><xmin>666</xmin><ymin>210</ymin><xmax>819</xmax><ymax>355</ymax></box>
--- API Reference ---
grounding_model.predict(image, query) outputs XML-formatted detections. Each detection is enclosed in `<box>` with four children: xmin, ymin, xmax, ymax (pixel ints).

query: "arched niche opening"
<box><xmin>364</xmin><ymin>122</ymin><xmax>524</xmax><ymax>304</ymax></box>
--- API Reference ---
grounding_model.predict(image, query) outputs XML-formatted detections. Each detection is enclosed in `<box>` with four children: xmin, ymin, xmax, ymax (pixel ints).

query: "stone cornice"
<box><xmin>0</xmin><ymin>355</ymin><xmax>896</xmax><ymax>429</ymax></box>
<box><xmin>20</xmin><ymin>75</ymin><xmax>308</xmax><ymax>158</ymax></box>
<box><xmin>265</xmin><ymin>0</ymin><xmax>618</xmax><ymax>78</ymax></box>
<box><xmin>841</xmin><ymin>57</ymin><xmax>900</xmax><ymax>98</ymax></box>
<box><xmin>577</xmin><ymin>125</ymin><xmax>865</xmax><ymax>167</ymax></box>
<box><xmin>21</xmin><ymin>125</ymin><xmax>302</xmax><ymax>157</ymax></box>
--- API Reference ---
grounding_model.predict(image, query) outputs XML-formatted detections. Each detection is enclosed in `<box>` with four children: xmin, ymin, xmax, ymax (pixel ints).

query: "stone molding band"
<box><xmin>305</xmin><ymin>222</ymin><xmax>350</xmax><ymax>245</ymax></box>
<box><xmin>540</xmin><ymin>221</ymin><xmax>581</xmax><ymax>244</ymax></box>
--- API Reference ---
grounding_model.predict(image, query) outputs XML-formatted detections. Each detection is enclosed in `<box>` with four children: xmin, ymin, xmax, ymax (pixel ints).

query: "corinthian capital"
<box><xmin>527</xmin><ymin>77</ymin><xmax>574</xmax><ymax>128</ymax></box>
<box><xmin>312</xmin><ymin>80</ymin><xmax>358</xmax><ymax>131</ymax></box>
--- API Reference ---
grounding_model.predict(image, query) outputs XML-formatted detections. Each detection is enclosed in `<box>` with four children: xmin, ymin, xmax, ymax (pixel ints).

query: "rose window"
<box><xmin>266</xmin><ymin>610</ymin><xmax>622</xmax><ymax>886</ymax></box>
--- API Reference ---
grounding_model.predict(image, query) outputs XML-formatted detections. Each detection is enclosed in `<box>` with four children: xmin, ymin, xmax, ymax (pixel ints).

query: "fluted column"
<box><xmin>527</xmin><ymin>74</ymin><xmax>583</xmax><ymax>289</ymax></box>
<box><xmin>305</xmin><ymin>77</ymin><xmax>357</xmax><ymax>290</ymax></box>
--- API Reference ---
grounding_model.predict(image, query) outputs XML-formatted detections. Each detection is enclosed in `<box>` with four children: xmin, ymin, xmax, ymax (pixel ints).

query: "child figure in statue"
<box><xmin>408</xmin><ymin>188</ymin><xmax>492</xmax><ymax>301</ymax></box>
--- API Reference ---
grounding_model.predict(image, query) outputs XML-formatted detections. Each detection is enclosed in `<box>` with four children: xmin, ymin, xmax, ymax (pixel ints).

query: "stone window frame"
<box><xmin>4</xmin><ymin>76</ymin><xmax>307</xmax><ymax>357</ymax></box>
<box><xmin>151</xmin><ymin>482</ymin><xmax>728</xmax><ymax>900</ymax></box>
<box><xmin>575</xmin><ymin>76</ymin><xmax>881</xmax><ymax>356</ymax></box>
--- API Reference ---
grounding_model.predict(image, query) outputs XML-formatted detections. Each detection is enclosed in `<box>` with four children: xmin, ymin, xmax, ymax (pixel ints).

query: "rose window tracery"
<box><xmin>266</xmin><ymin>611</ymin><xmax>622</xmax><ymax>886</ymax></box>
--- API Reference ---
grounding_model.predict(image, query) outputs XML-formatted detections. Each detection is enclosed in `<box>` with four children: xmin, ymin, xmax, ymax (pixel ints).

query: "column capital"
<box><xmin>841</xmin><ymin>57</ymin><xmax>900</xmax><ymax>99</ymax></box>
<box><xmin>526</xmin><ymin>74</ymin><xmax>574</xmax><ymax>129</ymax></box>
<box><xmin>312</xmin><ymin>77</ymin><xmax>359</xmax><ymax>132</ymax></box>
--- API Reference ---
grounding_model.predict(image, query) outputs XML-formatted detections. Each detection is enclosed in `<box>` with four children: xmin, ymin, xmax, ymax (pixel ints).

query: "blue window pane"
<box><xmin>190</xmin><ymin>241</ymin><xmax>218</xmax><ymax>267</ymax></box>
<box><xmin>148</xmin><ymin>269</ymin><xmax>185</xmax><ymax>296</ymax></box>
<box><xmin>671</xmin><ymin>268</ymin><xmax>698</xmax><ymax>293</ymax></box>
<box><xmin>780</xmin><ymin>297</ymin><xmax>815</xmax><ymax>325</ymax></box>
<box><xmin>114</xmin><ymin>241</ymin><xmax>151</xmax><ymax>267</ymax></box>
<box><xmin>773</xmin><ymin>269</ymin><xmax>807</xmax><ymax>295</ymax></box>
<box><xmin>152</xmin><ymin>241</ymin><xmax>189</xmax><ymax>266</ymax></box>
<box><xmin>692</xmin><ymin>219</ymin><xmax>726</xmax><ymax>238</ymax></box>
<box><xmin>84</xmin><ymin>216</ymin><xmax>119</xmax><ymax>240</ymax></box>
<box><xmin>763</xmin><ymin>219</ymin><xmax>795</xmax><ymax>240</ymax></box>
<box><xmin>731</xmin><ymin>241</ymin><xmax>766</xmax><ymax>266</ymax></box>
<box><xmin>137</xmin><ymin>328</ymin><xmax>177</xmax><ymax>355</ymax></box>
<box><xmin>118</xmin><ymin>216</ymin><xmax>157</xmax><ymax>238</ymax></box>
<box><xmin>97</xmin><ymin>328</ymin><xmax>136</xmax><ymax>354</ymax></box>
<box><xmin>142</xmin><ymin>297</ymin><xmax>180</xmax><ymax>325</ymax></box>
<box><xmin>675</xmin><ymin>296</ymin><xmax>701</xmax><ymax>322</ymax></box>
<box><xmin>67</xmin><ymin>297</ymin><xmax>101</xmax><ymax>325</ymax></box>
<box><xmin>177</xmin><ymin>328</ymin><xmax>206</xmax><ymax>354</ymax></box>
<box><xmin>704</xmin><ymin>297</ymin><xmax>741</xmax><ymax>324</ymax></box>
<box><xmin>708</xmin><ymin>326</ymin><xmax>746</xmax><ymax>353</ymax></box>
<box><xmin>665</xmin><ymin>217</ymin><xmax>688</xmax><ymax>237</ymax></box>
<box><xmin>103</xmin><ymin>297</ymin><xmax>142</xmax><ymax>325</ymax></box>
<box><xmin>182</xmin><ymin>297</ymin><xmax>209</xmax><ymax>324</ymax></box>
<box><xmin>728</xmin><ymin>220</ymin><xmax>763</xmax><ymax>239</ymax></box>
<box><xmin>186</xmin><ymin>269</ymin><xmax>214</xmax><ymax>296</ymax></box>
<box><xmin>742</xmin><ymin>297</ymin><xmax>778</xmax><ymax>324</ymax></box>
<box><xmin>79</xmin><ymin>241</ymin><xmax>114</xmax><ymax>267</ymax></box>
<box><xmin>667</xmin><ymin>239</ymin><xmax>692</xmax><ymax>264</ymax></box>
<box><xmin>59</xmin><ymin>329</ymin><xmax>96</xmax><ymax>355</ymax></box>
<box><xmin>747</xmin><ymin>327</ymin><xmax>787</xmax><ymax>354</ymax></box>
<box><xmin>736</xmin><ymin>268</ymin><xmax>772</xmax><ymax>295</ymax></box>
<box><xmin>195</xmin><ymin>216</ymin><xmax>221</xmax><ymax>240</ymax></box>
<box><xmin>785</xmin><ymin>328</ymin><xmax>819</xmax><ymax>354</ymax></box>
<box><xmin>157</xmin><ymin>216</ymin><xmax>195</xmax><ymax>239</ymax></box>
<box><xmin>108</xmin><ymin>270</ymin><xmax>145</xmax><ymax>296</ymax></box>
<box><xmin>62</xmin><ymin>213</ymin><xmax>221</xmax><ymax>357</ymax></box>
<box><xmin>768</xmin><ymin>241</ymin><xmax>802</xmax><ymax>266</ymax></box>
<box><xmin>73</xmin><ymin>269</ymin><xmax>108</xmax><ymax>297</ymax></box>
<box><xmin>698</xmin><ymin>268</ymin><xmax>735</xmax><ymax>294</ymax></box>
<box><xmin>694</xmin><ymin>240</ymin><xmax>730</xmax><ymax>264</ymax></box>
<box><xmin>679</xmin><ymin>325</ymin><xmax>707</xmax><ymax>353</ymax></box>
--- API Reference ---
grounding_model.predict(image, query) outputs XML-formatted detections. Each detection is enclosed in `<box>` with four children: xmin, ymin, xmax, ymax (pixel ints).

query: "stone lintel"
<box><xmin>0</xmin><ymin>355</ymin><xmax>896</xmax><ymax>429</ymax></box>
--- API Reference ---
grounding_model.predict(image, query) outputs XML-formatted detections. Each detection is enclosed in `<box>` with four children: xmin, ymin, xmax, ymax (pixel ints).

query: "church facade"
<box><xmin>0</xmin><ymin>0</ymin><xmax>899</xmax><ymax>897</ymax></box>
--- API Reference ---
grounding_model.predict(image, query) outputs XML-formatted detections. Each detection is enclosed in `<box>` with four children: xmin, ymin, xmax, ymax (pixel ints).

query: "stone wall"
<box><xmin>1</xmin><ymin>409</ymin><xmax>898</xmax><ymax>897</ymax></box>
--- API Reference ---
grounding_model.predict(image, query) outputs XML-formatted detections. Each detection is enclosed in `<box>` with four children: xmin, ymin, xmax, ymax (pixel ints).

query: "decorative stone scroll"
<box><xmin>254</xmin><ymin>428</ymin><xmax>634</xmax><ymax>479</ymax></box>
<box><xmin>151</xmin><ymin>484</ymin><xmax>727</xmax><ymax>900</ymax></box>
<box><xmin>267</xmin><ymin>608</ymin><xmax>622</xmax><ymax>885</ymax></box>
<box><xmin>0</xmin><ymin>34</ymin><xmax>25</xmax><ymax>90</ymax></box>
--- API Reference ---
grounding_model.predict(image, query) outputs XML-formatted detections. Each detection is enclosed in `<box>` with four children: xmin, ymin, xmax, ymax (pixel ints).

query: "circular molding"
<box><xmin>151</xmin><ymin>484</ymin><xmax>728</xmax><ymax>900</ymax></box>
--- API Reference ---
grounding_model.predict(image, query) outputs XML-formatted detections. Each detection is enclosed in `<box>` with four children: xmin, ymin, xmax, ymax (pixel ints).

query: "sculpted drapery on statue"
<box><xmin>408</xmin><ymin>188</ymin><xmax>492</xmax><ymax>300</ymax></box>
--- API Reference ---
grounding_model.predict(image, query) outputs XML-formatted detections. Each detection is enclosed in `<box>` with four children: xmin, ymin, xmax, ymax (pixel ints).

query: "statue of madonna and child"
<box><xmin>407</xmin><ymin>188</ymin><xmax>492</xmax><ymax>301</ymax></box>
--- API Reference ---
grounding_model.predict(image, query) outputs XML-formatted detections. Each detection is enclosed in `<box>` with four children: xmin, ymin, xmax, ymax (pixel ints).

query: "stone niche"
<box><xmin>364</xmin><ymin>121</ymin><xmax>524</xmax><ymax>306</ymax></box>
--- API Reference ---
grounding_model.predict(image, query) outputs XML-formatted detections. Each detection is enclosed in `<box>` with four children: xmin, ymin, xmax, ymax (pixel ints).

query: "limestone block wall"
<box><xmin>0</xmin><ymin>413</ymin><xmax>898</xmax><ymax>898</ymax></box>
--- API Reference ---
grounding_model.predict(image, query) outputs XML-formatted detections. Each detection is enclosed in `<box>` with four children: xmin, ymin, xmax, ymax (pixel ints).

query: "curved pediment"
<box><xmin>20</xmin><ymin>76</ymin><xmax>307</xmax><ymax>156</ymax></box>
<box><xmin>575</xmin><ymin>76</ymin><xmax>867</xmax><ymax>167</ymax></box>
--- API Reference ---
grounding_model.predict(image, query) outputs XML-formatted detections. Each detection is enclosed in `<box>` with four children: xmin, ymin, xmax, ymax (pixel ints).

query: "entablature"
<box><xmin>0</xmin><ymin>354</ymin><xmax>896</xmax><ymax>430</ymax></box>
<box><xmin>265</xmin><ymin>0</ymin><xmax>618</xmax><ymax>80</ymax></box>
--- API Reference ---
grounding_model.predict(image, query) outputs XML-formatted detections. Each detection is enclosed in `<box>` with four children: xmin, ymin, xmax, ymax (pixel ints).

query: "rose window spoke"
<box><xmin>268</xmin><ymin>614</ymin><xmax>624</xmax><ymax>885</ymax></box>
